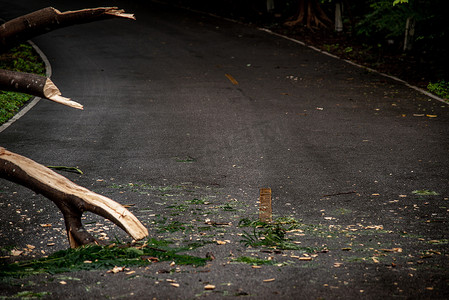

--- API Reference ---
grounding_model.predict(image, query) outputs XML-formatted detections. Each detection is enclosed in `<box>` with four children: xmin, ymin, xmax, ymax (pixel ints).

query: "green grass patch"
<box><xmin>0</xmin><ymin>43</ymin><xmax>46</xmax><ymax>125</ymax></box>
<box><xmin>427</xmin><ymin>80</ymin><xmax>449</xmax><ymax>100</ymax></box>
<box><xmin>0</xmin><ymin>239</ymin><xmax>210</xmax><ymax>278</ymax></box>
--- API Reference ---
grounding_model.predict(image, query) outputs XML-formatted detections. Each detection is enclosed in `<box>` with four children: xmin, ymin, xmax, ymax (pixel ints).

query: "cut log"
<box><xmin>0</xmin><ymin>7</ymin><xmax>135</xmax><ymax>52</ymax></box>
<box><xmin>0</xmin><ymin>147</ymin><xmax>149</xmax><ymax>248</ymax></box>
<box><xmin>0</xmin><ymin>69</ymin><xmax>83</xmax><ymax>109</ymax></box>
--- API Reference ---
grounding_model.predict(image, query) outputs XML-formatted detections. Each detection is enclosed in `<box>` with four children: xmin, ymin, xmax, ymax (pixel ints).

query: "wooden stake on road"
<box><xmin>259</xmin><ymin>188</ymin><xmax>272</xmax><ymax>223</ymax></box>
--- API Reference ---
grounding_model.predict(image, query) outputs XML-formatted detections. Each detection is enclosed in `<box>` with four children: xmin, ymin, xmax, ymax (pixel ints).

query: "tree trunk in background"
<box><xmin>285</xmin><ymin>0</ymin><xmax>332</xmax><ymax>29</ymax></box>
<box><xmin>0</xmin><ymin>7</ymin><xmax>135</xmax><ymax>52</ymax></box>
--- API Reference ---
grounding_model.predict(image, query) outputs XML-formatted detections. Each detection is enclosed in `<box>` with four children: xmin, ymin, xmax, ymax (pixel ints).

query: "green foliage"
<box><xmin>0</xmin><ymin>44</ymin><xmax>45</xmax><ymax>75</ymax></box>
<box><xmin>412</xmin><ymin>190</ymin><xmax>440</xmax><ymax>196</ymax></box>
<box><xmin>355</xmin><ymin>0</ymin><xmax>414</xmax><ymax>40</ymax></box>
<box><xmin>238</xmin><ymin>218</ymin><xmax>302</xmax><ymax>250</ymax></box>
<box><xmin>0</xmin><ymin>239</ymin><xmax>209</xmax><ymax>278</ymax></box>
<box><xmin>393</xmin><ymin>0</ymin><xmax>409</xmax><ymax>5</ymax></box>
<box><xmin>0</xmin><ymin>91</ymin><xmax>32</xmax><ymax>124</ymax></box>
<box><xmin>354</xmin><ymin>0</ymin><xmax>448</xmax><ymax>64</ymax></box>
<box><xmin>0</xmin><ymin>43</ymin><xmax>46</xmax><ymax>125</ymax></box>
<box><xmin>427</xmin><ymin>81</ymin><xmax>449</xmax><ymax>99</ymax></box>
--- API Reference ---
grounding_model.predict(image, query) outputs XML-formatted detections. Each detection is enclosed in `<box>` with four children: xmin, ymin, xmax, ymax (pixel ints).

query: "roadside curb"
<box><xmin>0</xmin><ymin>41</ymin><xmax>52</xmax><ymax>133</ymax></box>
<box><xmin>156</xmin><ymin>0</ymin><xmax>446</xmax><ymax>104</ymax></box>
<box><xmin>259</xmin><ymin>28</ymin><xmax>447</xmax><ymax>104</ymax></box>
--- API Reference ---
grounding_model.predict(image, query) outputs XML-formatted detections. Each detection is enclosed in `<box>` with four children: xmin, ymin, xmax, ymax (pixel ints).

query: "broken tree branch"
<box><xmin>0</xmin><ymin>147</ymin><xmax>148</xmax><ymax>248</ymax></box>
<box><xmin>0</xmin><ymin>69</ymin><xmax>83</xmax><ymax>109</ymax></box>
<box><xmin>0</xmin><ymin>7</ymin><xmax>135</xmax><ymax>52</ymax></box>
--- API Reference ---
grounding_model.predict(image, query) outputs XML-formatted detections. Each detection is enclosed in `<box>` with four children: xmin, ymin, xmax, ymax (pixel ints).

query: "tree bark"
<box><xmin>0</xmin><ymin>7</ymin><xmax>135</xmax><ymax>52</ymax></box>
<box><xmin>0</xmin><ymin>147</ymin><xmax>149</xmax><ymax>248</ymax></box>
<box><xmin>0</xmin><ymin>69</ymin><xmax>83</xmax><ymax>109</ymax></box>
<box><xmin>285</xmin><ymin>0</ymin><xmax>332</xmax><ymax>29</ymax></box>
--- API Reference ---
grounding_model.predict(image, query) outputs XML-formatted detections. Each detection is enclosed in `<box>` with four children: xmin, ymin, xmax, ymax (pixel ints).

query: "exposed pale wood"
<box><xmin>0</xmin><ymin>7</ymin><xmax>135</xmax><ymax>51</ymax></box>
<box><xmin>259</xmin><ymin>188</ymin><xmax>272</xmax><ymax>223</ymax></box>
<box><xmin>0</xmin><ymin>69</ymin><xmax>83</xmax><ymax>109</ymax></box>
<box><xmin>43</xmin><ymin>78</ymin><xmax>83</xmax><ymax>109</ymax></box>
<box><xmin>0</xmin><ymin>147</ymin><xmax>149</xmax><ymax>248</ymax></box>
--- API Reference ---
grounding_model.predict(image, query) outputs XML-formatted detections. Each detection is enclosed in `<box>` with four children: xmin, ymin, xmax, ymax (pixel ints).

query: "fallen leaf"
<box><xmin>204</xmin><ymin>284</ymin><xmax>216</xmax><ymax>290</ymax></box>
<box><xmin>126</xmin><ymin>271</ymin><xmax>136</xmax><ymax>275</ymax></box>
<box><xmin>40</xmin><ymin>223</ymin><xmax>52</xmax><ymax>227</ymax></box>
<box><xmin>225</xmin><ymin>73</ymin><xmax>238</xmax><ymax>85</ymax></box>
<box><xmin>107</xmin><ymin>266</ymin><xmax>125</xmax><ymax>274</ymax></box>
<box><xmin>216</xmin><ymin>240</ymin><xmax>227</xmax><ymax>245</ymax></box>
<box><xmin>83</xmin><ymin>260</ymin><xmax>92</xmax><ymax>264</ymax></box>
<box><xmin>252</xmin><ymin>265</ymin><xmax>262</xmax><ymax>269</ymax></box>
<box><xmin>263</xmin><ymin>278</ymin><xmax>276</xmax><ymax>282</ymax></box>
<box><xmin>333</xmin><ymin>262</ymin><xmax>343</xmax><ymax>268</ymax></box>
<box><xmin>170</xmin><ymin>283</ymin><xmax>180</xmax><ymax>288</ymax></box>
<box><xmin>299</xmin><ymin>257</ymin><xmax>312</xmax><ymax>261</ymax></box>
<box><xmin>364</xmin><ymin>225</ymin><xmax>384</xmax><ymax>230</ymax></box>
<box><xmin>11</xmin><ymin>250</ymin><xmax>23</xmax><ymax>256</ymax></box>
<box><xmin>380</xmin><ymin>248</ymin><xmax>402</xmax><ymax>253</ymax></box>
<box><xmin>59</xmin><ymin>281</ymin><xmax>67</xmax><ymax>285</ymax></box>
<box><xmin>426</xmin><ymin>114</ymin><xmax>437</xmax><ymax>118</ymax></box>
<box><xmin>47</xmin><ymin>243</ymin><xmax>55</xmax><ymax>246</ymax></box>
<box><xmin>372</xmin><ymin>257</ymin><xmax>379</xmax><ymax>263</ymax></box>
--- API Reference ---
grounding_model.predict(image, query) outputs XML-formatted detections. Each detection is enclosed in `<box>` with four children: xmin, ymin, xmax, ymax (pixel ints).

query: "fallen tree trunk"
<box><xmin>0</xmin><ymin>147</ymin><xmax>149</xmax><ymax>248</ymax></box>
<box><xmin>0</xmin><ymin>69</ymin><xmax>83</xmax><ymax>109</ymax></box>
<box><xmin>0</xmin><ymin>7</ymin><xmax>135</xmax><ymax>52</ymax></box>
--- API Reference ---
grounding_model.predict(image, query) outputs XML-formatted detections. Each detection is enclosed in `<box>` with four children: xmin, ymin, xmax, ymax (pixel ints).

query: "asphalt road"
<box><xmin>1</xmin><ymin>0</ymin><xmax>448</xmax><ymax>299</ymax></box>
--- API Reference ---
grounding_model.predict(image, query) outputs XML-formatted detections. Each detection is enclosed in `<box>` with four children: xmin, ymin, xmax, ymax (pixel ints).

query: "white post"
<box><xmin>335</xmin><ymin>2</ymin><xmax>343</xmax><ymax>32</ymax></box>
<box><xmin>267</xmin><ymin>0</ymin><xmax>275</xmax><ymax>12</ymax></box>
<box><xmin>403</xmin><ymin>17</ymin><xmax>415</xmax><ymax>51</ymax></box>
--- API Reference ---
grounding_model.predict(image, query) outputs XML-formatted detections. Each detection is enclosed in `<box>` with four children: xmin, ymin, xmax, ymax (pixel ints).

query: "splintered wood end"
<box><xmin>44</xmin><ymin>78</ymin><xmax>83</xmax><ymax>110</ymax></box>
<box><xmin>57</xmin><ymin>7</ymin><xmax>136</xmax><ymax>20</ymax></box>
<box><xmin>105</xmin><ymin>9</ymin><xmax>136</xmax><ymax>20</ymax></box>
